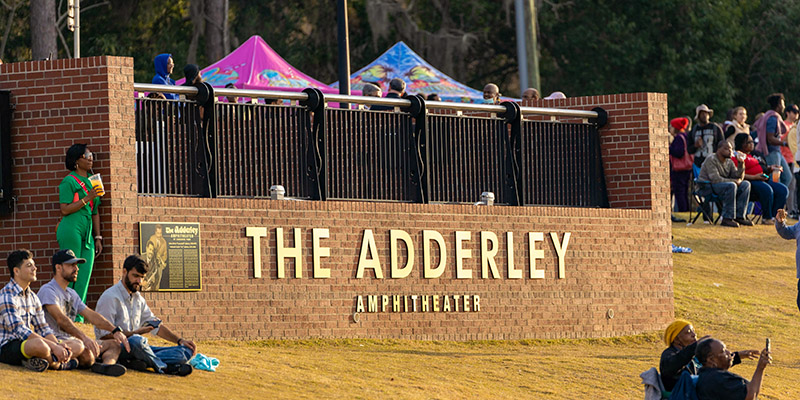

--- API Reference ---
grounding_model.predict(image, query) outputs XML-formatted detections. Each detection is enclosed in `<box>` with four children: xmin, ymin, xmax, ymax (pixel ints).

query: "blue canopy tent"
<box><xmin>332</xmin><ymin>41</ymin><xmax>488</xmax><ymax>103</ymax></box>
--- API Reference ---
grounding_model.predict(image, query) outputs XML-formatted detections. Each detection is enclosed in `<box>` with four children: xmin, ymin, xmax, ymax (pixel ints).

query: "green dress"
<box><xmin>56</xmin><ymin>172</ymin><xmax>100</xmax><ymax>320</ymax></box>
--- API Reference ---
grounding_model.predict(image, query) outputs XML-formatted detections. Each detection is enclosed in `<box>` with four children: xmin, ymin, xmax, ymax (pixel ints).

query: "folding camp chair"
<box><xmin>689</xmin><ymin>165</ymin><xmax>722</xmax><ymax>225</ymax></box>
<box><xmin>747</xmin><ymin>199</ymin><xmax>763</xmax><ymax>225</ymax></box>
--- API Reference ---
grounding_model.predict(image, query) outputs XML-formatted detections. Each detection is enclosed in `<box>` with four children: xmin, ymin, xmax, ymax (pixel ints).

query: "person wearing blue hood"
<box><xmin>152</xmin><ymin>54</ymin><xmax>179</xmax><ymax>100</ymax></box>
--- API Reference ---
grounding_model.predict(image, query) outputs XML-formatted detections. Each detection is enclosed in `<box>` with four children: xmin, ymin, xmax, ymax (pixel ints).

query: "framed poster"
<box><xmin>138</xmin><ymin>222</ymin><xmax>202</xmax><ymax>291</ymax></box>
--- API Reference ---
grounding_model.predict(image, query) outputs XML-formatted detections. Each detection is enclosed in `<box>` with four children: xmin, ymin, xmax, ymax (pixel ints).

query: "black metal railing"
<box><xmin>215</xmin><ymin>102</ymin><xmax>311</xmax><ymax>198</ymax></box>
<box><xmin>522</xmin><ymin>121</ymin><xmax>608</xmax><ymax>207</ymax></box>
<box><xmin>134</xmin><ymin>84</ymin><xmax>609</xmax><ymax>207</ymax></box>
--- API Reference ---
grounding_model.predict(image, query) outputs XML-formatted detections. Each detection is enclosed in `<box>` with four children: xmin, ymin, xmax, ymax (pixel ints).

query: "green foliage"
<box><xmin>4</xmin><ymin>0</ymin><xmax>800</xmax><ymax>119</ymax></box>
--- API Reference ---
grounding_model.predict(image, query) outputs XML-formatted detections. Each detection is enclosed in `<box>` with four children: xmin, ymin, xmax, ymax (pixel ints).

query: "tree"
<box><xmin>30</xmin><ymin>0</ymin><xmax>56</xmax><ymax>60</ymax></box>
<box><xmin>204</xmin><ymin>0</ymin><xmax>225</xmax><ymax>62</ymax></box>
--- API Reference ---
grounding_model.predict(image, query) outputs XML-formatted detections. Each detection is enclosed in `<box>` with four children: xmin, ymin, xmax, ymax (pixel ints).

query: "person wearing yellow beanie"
<box><xmin>659</xmin><ymin>320</ymin><xmax>759</xmax><ymax>393</ymax></box>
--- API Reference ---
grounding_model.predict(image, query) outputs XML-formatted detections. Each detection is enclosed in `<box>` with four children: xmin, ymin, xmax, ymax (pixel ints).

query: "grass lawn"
<box><xmin>3</xmin><ymin>214</ymin><xmax>799</xmax><ymax>399</ymax></box>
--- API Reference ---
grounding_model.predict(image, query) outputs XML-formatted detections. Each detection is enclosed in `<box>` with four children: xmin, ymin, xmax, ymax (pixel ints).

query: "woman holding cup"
<box><xmin>56</xmin><ymin>144</ymin><xmax>103</xmax><ymax>319</ymax></box>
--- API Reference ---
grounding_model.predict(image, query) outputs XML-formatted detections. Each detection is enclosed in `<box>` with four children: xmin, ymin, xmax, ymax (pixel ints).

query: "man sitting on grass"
<box><xmin>695</xmin><ymin>338</ymin><xmax>771</xmax><ymax>400</ymax></box>
<box><xmin>698</xmin><ymin>140</ymin><xmax>753</xmax><ymax>227</ymax></box>
<box><xmin>38</xmin><ymin>249</ymin><xmax>131</xmax><ymax>376</ymax></box>
<box><xmin>0</xmin><ymin>249</ymin><xmax>79</xmax><ymax>372</ymax></box>
<box><xmin>95</xmin><ymin>254</ymin><xmax>197</xmax><ymax>375</ymax></box>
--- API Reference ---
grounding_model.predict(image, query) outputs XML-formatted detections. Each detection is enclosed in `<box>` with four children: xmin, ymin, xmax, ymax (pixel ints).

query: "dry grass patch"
<box><xmin>3</xmin><ymin>215</ymin><xmax>800</xmax><ymax>399</ymax></box>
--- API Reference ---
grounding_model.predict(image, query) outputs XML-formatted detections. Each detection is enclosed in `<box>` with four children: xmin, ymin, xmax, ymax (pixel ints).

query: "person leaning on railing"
<box><xmin>56</xmin><ymin>144</ymin><xmax>103</xmax><ymax>319</ymax></box>
<box><xmin>151</xmin><ymin>53</ymin><xmax>179</xmax><ymax>101</ymax></box>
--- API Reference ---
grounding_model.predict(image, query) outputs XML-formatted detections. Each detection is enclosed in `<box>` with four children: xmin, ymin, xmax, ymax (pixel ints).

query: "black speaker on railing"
<box><xmin>0</xmin><ymin>91</ymin><xmax>14</xmax><ymax>215</ymax></box>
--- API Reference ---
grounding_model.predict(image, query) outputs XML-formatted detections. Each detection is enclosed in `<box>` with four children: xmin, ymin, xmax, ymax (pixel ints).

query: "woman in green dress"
<box><xmin>56</xmin><ymin>144</ymin><xmax>103</xmax><ymax>318</ymax></box>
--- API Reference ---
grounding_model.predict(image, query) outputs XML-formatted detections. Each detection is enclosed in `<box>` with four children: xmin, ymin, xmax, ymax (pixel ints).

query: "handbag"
<box><xmin>670</xmin><ymin>134</ymin><xmax>694</xmax><ymax>172</ymax></box>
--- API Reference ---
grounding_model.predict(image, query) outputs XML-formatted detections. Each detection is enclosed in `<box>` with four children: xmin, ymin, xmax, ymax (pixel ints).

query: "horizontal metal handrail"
<box><xmin>133</xmin><ymin>83</ymin><xmax>598</xmax><ymax>119</ymax></box>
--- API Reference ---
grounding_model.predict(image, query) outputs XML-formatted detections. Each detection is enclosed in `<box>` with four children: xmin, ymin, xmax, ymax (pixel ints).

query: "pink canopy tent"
<box><xmin>175</xmin><ymin>35</ymin><xmax>338</xmax><ymax>94</ymax></box>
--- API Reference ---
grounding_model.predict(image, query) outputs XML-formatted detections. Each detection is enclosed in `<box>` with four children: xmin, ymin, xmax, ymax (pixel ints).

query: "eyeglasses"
<box><xmin>83</xmin><ymin>152</ymin><xmax>94</xmax><ymax>161</ymax></box>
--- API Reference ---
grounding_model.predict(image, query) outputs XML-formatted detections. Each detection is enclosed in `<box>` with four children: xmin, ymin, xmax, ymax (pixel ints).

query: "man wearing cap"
<box><xmin>660</xmin><ymin>320</ymin><xmax>758</xmax><ymax>394</ymax></box>
<box><xmin>37</xmin><ymin>249</ymin><xmax>131</xmax><ymax>376</ymax></box>
<box><xmin>699</xmin><ymin>140</ymin><xmax>754</xmax><ymax>227</ymax></box>
<box><xmin>0</xmin><ymin>249</ymin><xmax>80</xmax><ymax>372</ymax></box>
<box><xmin>95</xmin><ymin>254</ymin><xmax>196</xmax><ymax>376</ymax></box>
<box><xmin>688</xmin><ymin>104</ymin><xmax>725</xmax><ymax>168</ymax></box>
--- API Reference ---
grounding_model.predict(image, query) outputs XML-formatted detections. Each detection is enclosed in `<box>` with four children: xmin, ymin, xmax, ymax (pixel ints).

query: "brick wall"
<box><xmin>0</xmin><ymin>57</ymin><xmax>134</xmax><ymax>305</ymax></box>
<box><xmin>0</xmin><ymin>57</ymin><xmax>672</xmax><ymax>340</ymax></box>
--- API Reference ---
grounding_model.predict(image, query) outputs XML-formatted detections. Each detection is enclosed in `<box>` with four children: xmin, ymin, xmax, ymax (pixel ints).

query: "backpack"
<box><xmin>668</xmin><ymin>370</ymin><xmax>698</xmax><ymax>400</ymax></box>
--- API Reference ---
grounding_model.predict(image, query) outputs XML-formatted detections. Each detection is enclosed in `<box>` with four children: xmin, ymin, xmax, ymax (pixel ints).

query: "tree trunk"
<box><xmin>30</xmin><ymin>0</ymin><xmax>57</xmax><ymax>60</ymax></box>
<box><xmin>205</xmin><ymin>0</ymin><xmax>225</xmax><ymax>62</ymax></box>
<box><xmin>187</xmin><ymin>0</ymin><xmax>205</xmax><ymax>65</ymax></box>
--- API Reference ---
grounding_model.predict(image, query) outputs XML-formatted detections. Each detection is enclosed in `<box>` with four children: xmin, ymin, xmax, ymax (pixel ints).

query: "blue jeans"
<box><xmin>750</xmin><ymin>179</ymin><xmax>788</xmax><ymax>219</ymax></box>
<box><xmin>123</xmin><ymin>334</ymin><xmax>193</xmax><ymax>373</ymax></box>
<box><xmin>766</xmin><ymin>151</ymin><xmax>792</xmax><ymax>187</ymax></box>
<box><xmin>701</xmin><ymin>180</ymin><xmax>750</xmax><ymax>220</ymax></box>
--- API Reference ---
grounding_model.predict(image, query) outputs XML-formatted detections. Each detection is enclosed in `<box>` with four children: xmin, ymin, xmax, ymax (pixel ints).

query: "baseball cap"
<box><xmin>52</xmin><ymin>249</ymin><xmax>86</xmax><ymax>267</ymax></box>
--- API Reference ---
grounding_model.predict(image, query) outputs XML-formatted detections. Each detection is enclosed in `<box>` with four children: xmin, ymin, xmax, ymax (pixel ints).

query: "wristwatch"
<box><xmin>111</xmin><ymin>326</ymin><xmax>122</xmax><ymax>334</ymax></box>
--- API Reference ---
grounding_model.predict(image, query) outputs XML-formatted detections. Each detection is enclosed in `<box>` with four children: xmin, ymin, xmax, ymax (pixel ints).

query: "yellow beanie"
<box><xmin>664</xmin><ymin>319</ymin><xmax>691</xmax><ymax>346</ymax></box>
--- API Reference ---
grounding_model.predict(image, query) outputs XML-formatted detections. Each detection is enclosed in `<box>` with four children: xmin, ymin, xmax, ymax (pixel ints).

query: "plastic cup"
<box><xmin>772</xmin><ymin>171</ymin><xmax>780</xmax><ymax>183</ymax></box>
<box><xmin>88</xmin><ymin>173</ymin><xmax>105</xmax><ymax>196</ymax></box>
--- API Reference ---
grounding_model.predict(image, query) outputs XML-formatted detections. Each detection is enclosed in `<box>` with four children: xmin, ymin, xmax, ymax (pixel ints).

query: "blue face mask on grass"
<box><xmin>189</xmin><ymin>353</ymin><xmax>220</xmax><ymax>372</ymax></box>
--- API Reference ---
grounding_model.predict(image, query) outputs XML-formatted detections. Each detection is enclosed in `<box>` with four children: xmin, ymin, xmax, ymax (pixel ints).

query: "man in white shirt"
<box><xmin>38</xmin><ymin>249</ymin><xmax>130</xmax><ymax>376</ymax></box>
<box><xmin>95</xmin><ymin>254</ymin><xmax>197</xmax><ymax>375</ymax></box>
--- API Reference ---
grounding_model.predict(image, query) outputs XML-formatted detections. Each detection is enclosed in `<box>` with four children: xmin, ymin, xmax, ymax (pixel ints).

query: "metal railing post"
<box><xmin>501</xmin><ymin>101</ymin><xmax>522</xmax><ymax>206</ymax></box>
<box><xmin>405</xmin><ymin>94</ymin><xmax>428</xmax><ymax>203</ymax></box>
<box><xmin>301</xmin><ymin>88</ymin><xmax>327</xmax><ymax>200</ymax></box>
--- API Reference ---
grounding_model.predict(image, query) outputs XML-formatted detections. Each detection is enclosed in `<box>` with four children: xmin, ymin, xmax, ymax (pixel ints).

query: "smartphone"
<box><xmin>145</xmin><ymin>319</ymin><xmax>162</xmax><ymax>328</ymax></box>
<box><xmin>766</xmin><ymin>338</ymin><xmax>771</xmax><ymax>351</ymax></box>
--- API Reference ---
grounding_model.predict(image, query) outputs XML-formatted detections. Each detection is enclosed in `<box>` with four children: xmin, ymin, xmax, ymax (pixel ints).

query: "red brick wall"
<box><xmin>0</xmin><ymin>57</ymin><xmax>134</xmax><ymax>305</ymax></box>
<box><xmin>0</xmin><ymin>57</ymin><xmax>672</xmax><ymax>340</ymax></box>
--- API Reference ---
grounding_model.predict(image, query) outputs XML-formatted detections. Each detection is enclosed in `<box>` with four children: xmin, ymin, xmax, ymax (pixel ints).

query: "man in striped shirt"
<box><xmin>0</xmin><ymin>249</ymin><xmax>80</xmax><ymax>372</ymax></box>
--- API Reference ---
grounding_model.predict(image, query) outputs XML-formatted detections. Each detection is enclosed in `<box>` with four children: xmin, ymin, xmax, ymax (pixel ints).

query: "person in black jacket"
<box><xmin>370</xmin><ymin>78</ymin><xmax>406</xmax><ymax>111</ymax></box>
<box><xmin>659</xmin><ymin>320</ymin><xmax>758</xmax><ymax>392</ymax></box>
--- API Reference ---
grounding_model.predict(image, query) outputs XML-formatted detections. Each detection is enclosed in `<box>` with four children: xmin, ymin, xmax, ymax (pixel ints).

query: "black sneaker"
<box><xmin>671</xmin><ymin>215</ymin><xmax>686</xmax><ymax>223</ymax></box>
<box><xmin>165</xmin><ymin>363</ymin><xmax>193</xmax><ymax>376</ymax></box>
<box><xmin>21</xmin><ymin>357</ymin><xmax>49</xmax><ymax>372</ymax></box>
<box><xmin>55</xmin><ymin>359</ymin><xmax>79</xmax><ymax>371</ymax></box>
<box><xmin>91</xmin><ymin>362</ymin><xmax>127</xmax><ymax>377</ymax></box>
<box><xmin>734</xmin><ymin>218</ymin><xmax>754</xmax><ymax>226</ymax></box>
<box><xmin>720</xmin><ymin>218</ymin><xmax>740</xmax><ymax>227</ymax></box>
<box><xmin>121</xmin><ymin>358</ymin><xmax>149</xmax><ymax>372</ymax></box>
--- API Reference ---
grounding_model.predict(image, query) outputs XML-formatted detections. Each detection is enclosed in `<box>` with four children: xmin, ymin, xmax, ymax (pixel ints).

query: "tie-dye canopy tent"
<box><xmin>175</xmin><ymin>35</ymin><xmax>337</xmax><ymax>93</ymax></box>
<box><xmin>332</xmin><ymin>41</ymin><xmax>486</xmax><ymax>103</ymax></box>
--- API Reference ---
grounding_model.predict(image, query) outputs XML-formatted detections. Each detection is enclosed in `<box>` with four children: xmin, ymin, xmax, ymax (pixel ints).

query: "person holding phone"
<box><xmin>94</xmin><ymin>254</ymin><xmax>197</xmax><ymax>376</ymax></box>
<box><xmin>695</xmin><ymin>338</ymin><xmax>771</xmax><ymax>400</ymax></box>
